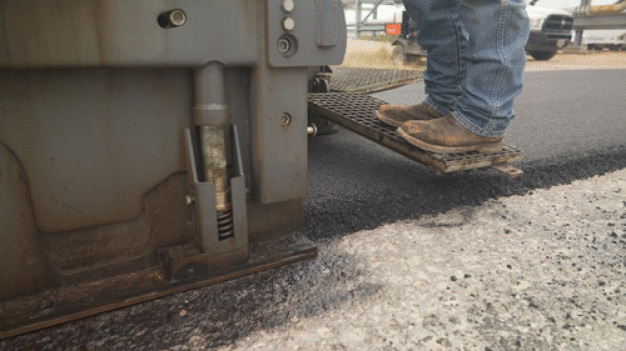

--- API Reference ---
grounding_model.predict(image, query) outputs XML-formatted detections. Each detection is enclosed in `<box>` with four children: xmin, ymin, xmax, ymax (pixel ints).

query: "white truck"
<box><xmin>525</xmin><ymin>2</ymin><xmax>574</xmax><ymax>60</ymax></box>
<box><xmin>582</xmin><ymin>31</ymin><xmax>626</xmax><ymax>51</ymax></box>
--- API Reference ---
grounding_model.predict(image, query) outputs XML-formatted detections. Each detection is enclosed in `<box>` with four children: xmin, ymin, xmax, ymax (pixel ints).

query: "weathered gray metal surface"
<box><xmin>0</xmin><ymin>145</ymin><xmax>48</xmax><ymax>300</ymax></box>
<box><xmin>0</xmin><ymin>0</ymin><xmax>345</xmax><ymax>68</ymax></box>
<box><xmin>308</xmin><ymin>92</ymin><xmax>524</xmax><ymax>174</ymax></box>
<box><xmin>0</xmin><ymin>233</ymin><xmax>317</xmax><ymax>340</ymax></box>
<box><xmin>0</xmin><ymin>1</ymin><xmax>259</xmax><ymax>67</ymax></box>
<box><xmin>0</xmin><ymin>68</ymin><xmax>192</xmax><ymax>233</ymax></box>
<box><xmin>250</xmin><ymin>60</ymin><xmax>310</xmax><ymax>204</ymax></box>
<box><xmin>267</xmin><ymin>0</ymin><xmax>345</xmax><ymax>67</ymax></box>
<box><xmin>0</xmin><ymin>0</ymin><xmax>346</xmax><ymax>337</ymax></box>
<box><xmin>329</xmin><ymin>67</ymin><xmax>423</xmax><ymax>94</ymax></box>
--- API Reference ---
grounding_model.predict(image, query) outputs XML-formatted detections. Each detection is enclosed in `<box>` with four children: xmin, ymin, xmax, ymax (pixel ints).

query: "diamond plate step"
<box><xmin>329</xmin><ymin>67</ymin><xmax>423</xmax><ymax>94</ymax></box>
<box><xmin>308</xmin><ymin>92</ymin><xmax>524</xmax><ymax>175</ymax></box>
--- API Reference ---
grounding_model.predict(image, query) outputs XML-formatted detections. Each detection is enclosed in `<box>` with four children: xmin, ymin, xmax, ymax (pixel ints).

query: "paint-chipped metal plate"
<box><xmin>308</xmin><ymin>92</ymin><xmax>524</xmax><ymax>174</ymax></box>
<box><xmin>329</xmin><ymin>67</ymin><xmax>423</xmax><ymax>94</ymax></box>
<box><xmin>0</xmin><ymin>233</ymin><xmax>316</xmax><ymax>340</ymax></box>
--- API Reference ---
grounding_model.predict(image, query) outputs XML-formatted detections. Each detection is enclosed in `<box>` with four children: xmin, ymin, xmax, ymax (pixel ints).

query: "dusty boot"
<box><xmin>397</xmin><ymin>114</ymin><xmax>504</xmax><ymax>154</ymax></box>
<box><xmin>375</xmin><ymin>101</ymin><xmax>442</xmax><ymax>128</ymax></box>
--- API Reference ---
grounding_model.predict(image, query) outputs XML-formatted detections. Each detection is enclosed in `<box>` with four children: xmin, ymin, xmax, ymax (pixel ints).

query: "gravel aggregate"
<box><xmin>4</xmin><ymin>167</ymin><xmax>624</xmax><ymax>351</ymax></box>
<box><xmin>204</xmin><ymin>169</ymin><xmax>626</xmax><ymax>351</ymax></box>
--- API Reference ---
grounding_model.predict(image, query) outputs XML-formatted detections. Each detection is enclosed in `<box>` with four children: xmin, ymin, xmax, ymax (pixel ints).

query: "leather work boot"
<box><xmin>397</xmin><ymin>114</ymin><xmax>504</xmax><ymax>154</ymax></box>
<box><xmin>375</xmin><ymin>101</ymin><xmax>442</xmax><ymax>128</ymax></box>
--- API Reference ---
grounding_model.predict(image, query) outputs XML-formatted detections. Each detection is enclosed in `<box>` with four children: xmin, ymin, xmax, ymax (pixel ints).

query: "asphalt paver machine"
<box><xmin>0</xmin><ymin>0</ymin><xmax>522</xmax><ymax>338</ymax></box>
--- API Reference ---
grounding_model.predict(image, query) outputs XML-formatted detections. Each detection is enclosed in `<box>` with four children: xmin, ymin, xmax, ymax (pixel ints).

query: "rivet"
<box><xmin>283</xmin><ymin>17</ymin><xmax>295</xmax><ymax>31</ymax></box>
<box><xmin>282</xmin><ymin>0</ymin><xmax>295</xmax><ymax>12</ymax></box>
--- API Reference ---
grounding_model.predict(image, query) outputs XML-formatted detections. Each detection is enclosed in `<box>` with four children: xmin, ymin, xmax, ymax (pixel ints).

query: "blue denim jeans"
<box><xmin>403</xmin><ymin>0</ymin><xmax>530</xmax><ymax>137</ymax></box>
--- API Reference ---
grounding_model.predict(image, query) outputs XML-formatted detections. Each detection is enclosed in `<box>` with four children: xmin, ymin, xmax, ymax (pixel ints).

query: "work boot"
<box><xmin>375</xmin><ymin>102</ymin><xmax>442</xmax><ymax>128</ymax></box>
<box><xmin>397</xmin><ymin>114</ymin><xmax>504</xmax><ymax>154</ymax></box>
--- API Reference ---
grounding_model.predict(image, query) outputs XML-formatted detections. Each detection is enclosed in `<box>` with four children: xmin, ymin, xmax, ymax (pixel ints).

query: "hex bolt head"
<box><xmin>279</xmin><ymin>113</ymin><xmax>292</xmax><ymax>127</ymax></box>
<box><xmin>282</xmin><ymin>0</ymin><xmax>295</xmax><ymax>12</ymax></box>
<box><xmin>277</xmin><ymin>38</ymin><xmax>291</xmax><ymax>54</ymax></box>
<box><xmin>283</xmin><ymin>17</ymin><xmax>295</xmax><ymax>31</ymax></box>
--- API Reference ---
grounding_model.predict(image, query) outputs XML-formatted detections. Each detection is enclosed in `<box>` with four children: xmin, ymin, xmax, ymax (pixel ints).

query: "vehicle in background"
<box><xmin>582</xmin><ymin>31</ymin><xmax>626</xmax><ymax>51</ymax></box>
<box><xmin>389</xmin><ymin>1</ymin><xmax>574</xmax><ymax>63</ymax></box>
<box><xmin>388</xmin><ymin>11</ymin><xmax>425</xmax><ymax>65</ymax></box>
<box><xmin>344</xmin><ymin>2</ymin><xmax>404</xmax><ymax>37</ymax></box>
<box><xmin>525</xmin><ymin>2</ymin><xmax>574</xmax><ymax>60</ymax></box>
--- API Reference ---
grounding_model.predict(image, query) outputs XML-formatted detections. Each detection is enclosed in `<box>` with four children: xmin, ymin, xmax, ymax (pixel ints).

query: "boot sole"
<box><xmin>397</xmin><ymin>127</ymin><xmax>504</xmax><ymax>154</ymax></box>
<box><xmin>374</xmin><ymin>110</ymin><xmax>402</xmax><ymax>128</ymax></box>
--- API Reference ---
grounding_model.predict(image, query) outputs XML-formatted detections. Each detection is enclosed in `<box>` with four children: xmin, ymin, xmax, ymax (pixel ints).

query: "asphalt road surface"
<box><xmin>3</xmin><ymin>70</ymin><xmax>625</xmax><ymax>350</ymax></box>
<box><xmin>372</xmin><ymin>69</ymin><xmax>626</xmax><ymax>163</ymax></box>
<box><xmin>304</xmin><ymin>69</ymin><xmax>626</xmax><ymax>241</ymax></box>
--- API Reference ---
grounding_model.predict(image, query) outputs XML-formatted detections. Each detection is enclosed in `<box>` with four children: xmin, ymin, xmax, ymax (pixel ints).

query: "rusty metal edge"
<box><xmin>0</xmin><ymin>245</ymin><xmax>317</xmax><ymax>340</ymax></box>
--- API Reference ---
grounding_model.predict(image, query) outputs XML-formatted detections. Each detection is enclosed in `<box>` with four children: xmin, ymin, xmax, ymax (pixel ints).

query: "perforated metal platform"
<box><xmin>308</xmin><ymin>92</ymin><xmax>524</xmax><ymax>175</ymax></box>
<box><xmin>329</xmin><ymin>67</ymin><xmax>423</xmax><ymax>94</ymax></box>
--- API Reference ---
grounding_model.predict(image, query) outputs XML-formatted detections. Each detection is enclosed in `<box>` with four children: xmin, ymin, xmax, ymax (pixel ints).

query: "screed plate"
<box><xmin>0</xmin><ymin>234</ymin><xmax>316</xmax><ymax>340</ymax></box>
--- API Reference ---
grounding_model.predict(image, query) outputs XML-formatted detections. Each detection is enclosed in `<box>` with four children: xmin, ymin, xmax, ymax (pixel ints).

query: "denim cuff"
<box><xmin>425</xmin><ymin>96</ymin><xmax>453</xmax><ymax>116</ymax></box>
<box><xmin>451</xmin><ymin>111</ymin><xmax>508</xmax><ymax>138</ymax></box>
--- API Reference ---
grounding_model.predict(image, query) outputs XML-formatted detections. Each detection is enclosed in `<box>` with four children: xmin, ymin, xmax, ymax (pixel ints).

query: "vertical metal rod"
<box><xmin>194</xmin><ymin>62</ymin><xmax>234</xmax><ymax>241</ymax></box>
<box><xmin>200</xmin><ymin>126</ymin><xmax>230</xmax><ymax>212</ymax></box>
<box><xmin>360</xmin><ymin>0</ymin><xmax>384</xmax><ymax>23</ymax></box>
<box><xmin>356</xmin><ymin>0</ymin><xmax>362</xmax><ymax>39</ymax></box>
<box><xmin>574</xmin><ymin>0</ymin><xmax>592</xmax><ymax>47</ymax></box>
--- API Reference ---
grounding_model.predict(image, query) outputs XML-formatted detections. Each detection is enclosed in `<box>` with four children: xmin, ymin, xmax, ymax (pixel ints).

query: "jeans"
<box><xmin>402</xmin><ymin>0</ymin><xmax>530</xmax><ymax>137</ymax></box>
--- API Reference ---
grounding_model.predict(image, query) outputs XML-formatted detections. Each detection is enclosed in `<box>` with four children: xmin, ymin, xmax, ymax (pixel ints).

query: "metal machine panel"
<box><xmin>0</xmin><ymin>145</ymin><xmax>48</xmax><ymax>300</ymax></box>
<box><xmin>0</xmin><ymin>0</ymin><xmax>348</xmax><ymax>337</ymax></box>
<box><xmin>251</xmin><ymin>65</ymin><xmax>310</xmax><ymax>204</ymax></box>
<box><xmin>0</xmin><ymin>69</ymin><xmax>192</xmax><ymax>232</ymax></box>
<box><xmin>267</xmin><ymin>0</ymin><xmax>346</xmax><ymax>67</ymax></box>
<box><xmin>0</xmin><ymin>1</ymin><xmax>260</xmax><ymax>67</ymax></box>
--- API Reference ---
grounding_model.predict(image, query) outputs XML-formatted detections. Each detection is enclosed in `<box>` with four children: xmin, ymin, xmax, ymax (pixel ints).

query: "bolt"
<box><xmin>185</xmin><ymin>195</ymin><xmax>194</xmax><ymax>205</ymax></box>
<box><xmin>158</xmin><ymin>9</ymin><xmax>187</xmax><ymax>28</ymax></box>
<box><xmin>277</xmin><ymin>38</ymin><xmax>291</xmax><ymax>54</ymax></box>
<box><xmin>282</xmin><ymin>0</ymin><xmax>295</xmax><ymax>12</ymax></box>
<box><xmin>279</xmin><ymin>113</ymin><xmax>292</xmax><ymax>127</ymax></box>
<box><xmin>283</xmin><ymin>17</ymin><xmax>295</xmax><ymax>31</ymax></box>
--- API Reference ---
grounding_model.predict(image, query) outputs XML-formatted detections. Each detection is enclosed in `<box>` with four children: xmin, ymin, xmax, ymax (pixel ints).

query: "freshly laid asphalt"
<box><xmin>303</xmin><ymin>69</ymin><xmax>626</xmax><ymax>242</ymax></box>
<box><xmin>371</xmin><ymin>69</ymin><xmax>626</xmax><ymax>163</ymax></box>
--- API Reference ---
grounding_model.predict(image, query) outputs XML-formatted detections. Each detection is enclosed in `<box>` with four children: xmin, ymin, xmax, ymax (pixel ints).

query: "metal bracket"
<box><xmin>164</xmin><ymin>125</ymin><xmax>249</xmax><ymax>280</ymax></box>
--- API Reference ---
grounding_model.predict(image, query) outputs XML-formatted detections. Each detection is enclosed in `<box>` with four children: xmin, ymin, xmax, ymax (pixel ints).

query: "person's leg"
<box><xmin>398</xmin><ymin>0</ymin><xmax>530</xmax><ymax>153</ymax></box>
<box><xmin>377</xmin><ymin>0</ymin><xmax>467</xmax><ymax>127</ymax></box>
<box><xmin>452</xmin><ymin>0</ymin><xmax>530</xmax><ymax>138</ymax></box>
<box><xmin>403</xmin><ymin>0</ymin><xmax>468</xmax><ymax>116</ymax></box>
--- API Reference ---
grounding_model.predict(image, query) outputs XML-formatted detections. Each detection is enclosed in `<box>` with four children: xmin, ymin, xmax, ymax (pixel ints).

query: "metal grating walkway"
<box><xmin>329</xmin><ymin>67</ymin><xmax>423</xmax><ymax>94</ymax></box>
<box><xmin>308</xmin><ymin>92</ymin><xmax>524</xmax><ymax>174</ymax></box>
